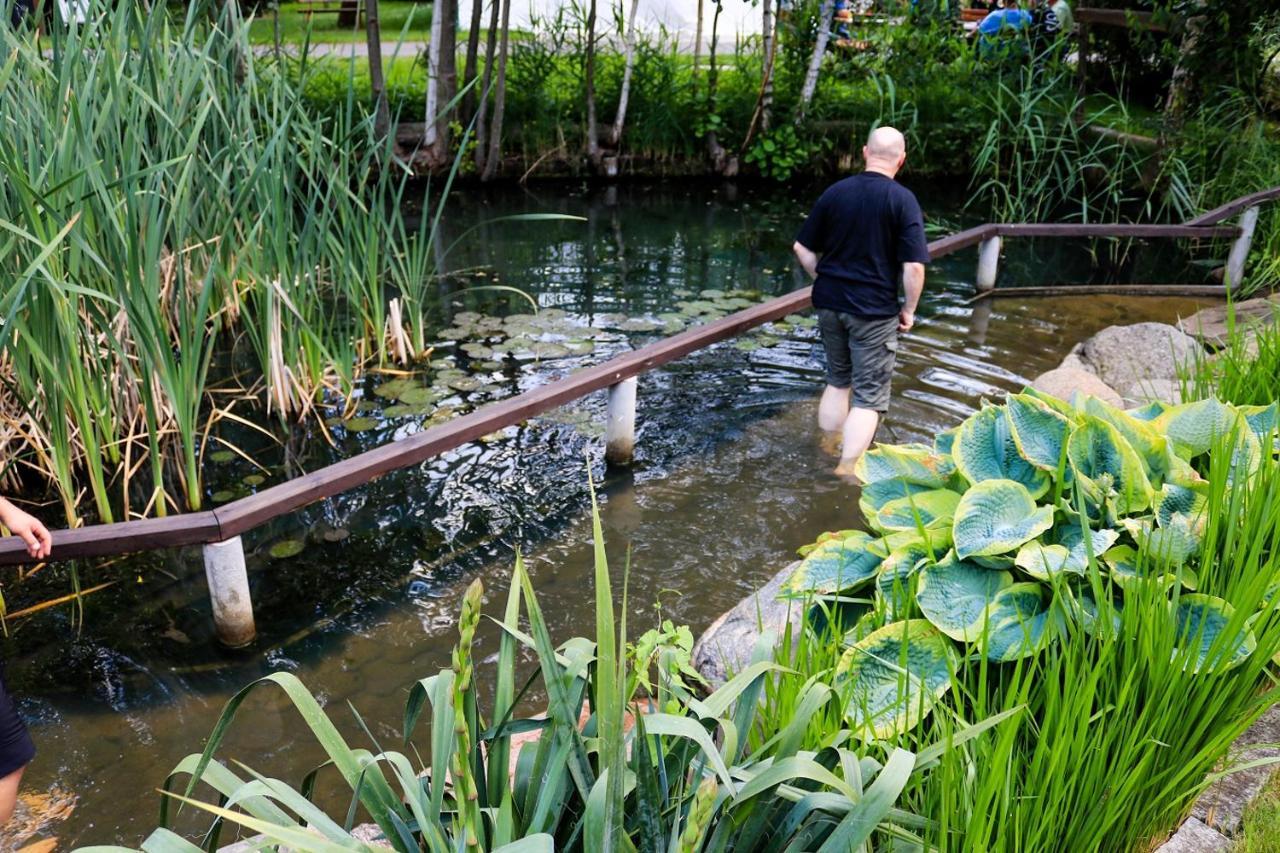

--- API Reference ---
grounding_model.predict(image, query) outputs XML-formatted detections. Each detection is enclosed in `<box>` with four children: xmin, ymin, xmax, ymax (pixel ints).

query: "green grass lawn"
<box><xmin>247</xmin><ymin>1</ymin><xmax>432</xmax><ymax>45</ymax></box>
<box><xmin>1235</xmin><ymin>770</ymin><xmax>1280</xmax><ymax>853</ymax></box>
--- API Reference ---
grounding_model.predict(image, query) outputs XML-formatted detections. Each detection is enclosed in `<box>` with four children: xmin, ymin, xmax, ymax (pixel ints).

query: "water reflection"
<box><xmin>4</xmin><ymin>181</ymin><xmax>1216</xmax><ymax>846</ymax></box>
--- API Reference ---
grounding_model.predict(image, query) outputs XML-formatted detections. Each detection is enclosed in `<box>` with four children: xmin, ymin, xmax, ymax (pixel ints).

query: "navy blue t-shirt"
<box><xmin>795</xmin><ymin>172</ymin><xmax>930</xmax><ymax>318</ymax></box>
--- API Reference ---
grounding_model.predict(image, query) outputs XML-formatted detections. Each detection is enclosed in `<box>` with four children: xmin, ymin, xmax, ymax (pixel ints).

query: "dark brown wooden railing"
<box><xmin>1</xmin><ymin>188</ymin><xmax>1275</xmax><ymax>570</ymax></box>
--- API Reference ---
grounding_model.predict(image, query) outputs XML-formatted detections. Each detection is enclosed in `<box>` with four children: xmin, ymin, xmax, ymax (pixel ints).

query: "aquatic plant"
<box><xmin>787</xmin><ymin>391</ymin><xmax>1279</xmax><ymax>736</ymax></box>
<box><xmin>116</xmin><ymin>491</ymin><xmax>1011</xmax><ymax>851</ymax></box>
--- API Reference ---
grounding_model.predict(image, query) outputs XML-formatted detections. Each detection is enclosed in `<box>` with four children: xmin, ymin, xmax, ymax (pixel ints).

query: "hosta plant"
<box><xmin>787</xmin><ymin>391</ymin><xmax>1278</xmax><ymax>739</ymax></box>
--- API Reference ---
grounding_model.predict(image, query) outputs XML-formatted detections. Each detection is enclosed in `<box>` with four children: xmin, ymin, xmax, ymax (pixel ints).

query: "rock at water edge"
<box><xmin>692</xmin><ymin>561</ymin><xmax>803</xmax><ymax>687</ymax></box>
<box><xmin>1077</xmin><ymin>322</ymin><xmax>1200</xmax><ymax>400</ymax></box>
<box><xmin>1029</xmin><ymin>366</ymin><xmax>1125</xmax><ymax>409</ymax></box>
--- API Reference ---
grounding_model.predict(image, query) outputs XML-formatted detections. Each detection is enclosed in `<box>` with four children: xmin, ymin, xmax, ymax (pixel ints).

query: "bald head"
<box><xmin>863</xmin><ymin>126</ymin><xmax>907</xmax><ymax>178</ymax></box>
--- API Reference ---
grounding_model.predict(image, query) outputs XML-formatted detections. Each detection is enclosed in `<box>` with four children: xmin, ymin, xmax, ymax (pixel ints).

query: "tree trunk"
<box><xmin>705</xmin><ymin>0</ymin><xmax>725</xmax><ymax>169</ymax></box>
<box><xmin>760</xmin><ymin>0</ymin><xmax>774</xmax><ymax>132</ymax></box>
<box><xmin>584</xmin><ymin>0</ymin><xmax>601</xmax><ymax>166</ymax></box>
<box><xmin>432</xmin><ymin>0</ymin><xmax>458</xmax><ymax>162</ymax></box>
<box><xmin>366</xmin><ymin>0</ymin><xmax>391</xmax><ymax>138</ymax></box>
<box><xmin>692</xmin><ymin>0</ymin><xmax>703</xmax><ymax>81</ymax></box>
<box><xmin>337</xmin><ymin>0</ymin><xmax>360</xmax><ymax>28</ymax></box>
<box><xmin>424</xmin><ymin>0</ymin><xmax>444</xmax><ymax>147</ymax></box>
<box><xmin>461</xmin><ymin>0</ymin><xmax>485</xmax><ymax>125</ymax></box>
<box><xmin>481</xmin><ymin>0</ymin><xmax>511</xmax><ymax>181</ymax></box>
<box><xmin>796</xmin><ymin>0</ymin><xmax>835</xmax><ymax>122</ymax></box>
<box><xmin>1162</xmin><ymin>5</ymin><xmax>1208</xmax><ymax>137</ymax></box>
<box><xmin>608</xmin><ymin>0</ymin><xmax>642</xmax><ymax>147</ymax></box>
<box><xmin>474</xmin><ymin>0</ymin><xmax>500</xmax><ymax>174</ymax></box>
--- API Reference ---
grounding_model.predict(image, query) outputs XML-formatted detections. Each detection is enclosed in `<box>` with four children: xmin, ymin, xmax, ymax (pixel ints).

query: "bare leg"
<box><xmin>0</xmin><ymin>763</ymin><xmax>25</xmax><ymax>823</ymax></box>
<box><xmin>833</xmin><ymin>407</ymin><xmax>879</xmax><ymax>479</ymax></box>
<box><xmin>818</xmin><ymin>385</ymin><xmax>850</xmax><ymax>456</ymax></box>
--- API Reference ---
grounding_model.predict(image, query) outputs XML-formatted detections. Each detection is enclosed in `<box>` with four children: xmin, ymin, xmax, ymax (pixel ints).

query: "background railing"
<box><xmin>2</xmin><ymin>185</ymin><xmax>1276</xmax><ymax>645</ymax></box>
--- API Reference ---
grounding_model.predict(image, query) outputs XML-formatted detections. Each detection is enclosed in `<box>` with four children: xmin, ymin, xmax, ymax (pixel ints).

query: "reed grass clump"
<box><xmin>0</xmin><ymin>0</ymin><xmax>439</xmax><ymax>523</ymax></box>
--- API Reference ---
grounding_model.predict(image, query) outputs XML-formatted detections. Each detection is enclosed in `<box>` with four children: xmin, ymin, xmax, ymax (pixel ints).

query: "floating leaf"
<box><xmin>342</xmin><ymin>416</ymin><xmax>379</xmax><ymax>432</ymax></box>
<box><xmin>835</xmin><ymin>620</ymin><xmax>959</xmax><ymax>739</ymax></box>
<box><xmin>269</xmin><ymin>539</ymin><xmax>305</xmax><ymax>559</ymax></box>
<box><xmin>1174</xmin><ymin>594</ymin><xmax>1255</xmax><ymax>673</ymax></box>
<box><xmin>784</xmin><ymin>532</ymin><xmax>884</xmax><ymax>596</ymax></box>
<box><xmin>854</xmin><ymin>444</ymin><xmax>955</xmax><ymax>488</ymax></box>
<box><xmin>398</xmin><ymin>387</ymin><xmax>440</xmax><ymax>406</ymax></box>
<box><xmin>875</xmin><ymin>489</ymin><xmax>962</xmax><ymax>533</ymax></box>
<box><xmin>978</xmin><ymin>583</ymin><xmax>1059</xmax><ymax>662</ymax></box>
<box><xmin>1005</xmin><ymin>393</ymin><xmax>1073</xmax><ymax>472</ymax></box>
<box><xmin>210</xmin><ymin>489</ymin><xmax>236</xmax><ymax>503</ymax></box>
<box><xmin>953</xmin><ymin>405</ymin><xmax>1051</xmax><ymax>498</ymax></box>
<box><xmin>1067</xmin><ymin>416</ymin><xmax>1153</xmax><ymax>516</ymax></box>
<box><xmin>952</xmin><ymin>479</ymin><xmax>1054</xmax><ymax>560</ymax></box>
<box><xmin>241</xmin><ymin>474</ymin><xmax>265</xmax><ymax>487</ymax></box>
<box><xmin>209</xmin><ymin>450</ymin><xmax>236</xmax><ymax>464</ymax></box>
<box><xmin>916</xmin><ymin>554</ymin><xmax>1014</xmax><ymax>642</ymax></box>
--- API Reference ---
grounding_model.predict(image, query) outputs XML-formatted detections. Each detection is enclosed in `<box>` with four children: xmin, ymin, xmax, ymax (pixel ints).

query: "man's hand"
<box><xmin>793</xmin><ymin>241</ymin><xmax>821</xmax><ymax>281</ymax></box>
<box><xmin>898</xmin><ymin>310</ymin><xmax>915</xmax><ymax>333</ymax></box>
<box><xmin>0</xmin><ymin>499</ymin><xmax>52</xmax><ymax>559</ymax></box>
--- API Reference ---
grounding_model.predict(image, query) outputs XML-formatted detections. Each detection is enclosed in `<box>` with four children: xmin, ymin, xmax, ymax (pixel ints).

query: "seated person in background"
<box><xmin>1050</xmin><ymin>0</ymin><xmax>1073</xmax><ymax>34</ymax></box>
<box><xmin>1030</xmin><ymin>0</ymin><xmax>1062</xmax><ymax>53</ymax></box>
<box><xmin>977</xmin><ymin>0</ymin><xmax>1032</xmax><ymax>58</ymax></box>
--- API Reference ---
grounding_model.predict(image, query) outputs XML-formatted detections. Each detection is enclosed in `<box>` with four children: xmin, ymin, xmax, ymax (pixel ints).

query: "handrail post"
<box><xmin>977</xmin><ymin>235</ymin><xmax>1002</xmax><ymax>292</ymax></box>
<box><xmin>1225</xmin><ymin>206</ymin><xmax>1259</xmax><ymax>292</ymax></box>
<box><xmin>202</xmin><ymin>536</ymin><xmax>256</xmax><ymax>647</ymax></box>
<box><xmin>605</xmin><ymin>378</ymin><xmax>638</xmax><ymax>466</ymax></box>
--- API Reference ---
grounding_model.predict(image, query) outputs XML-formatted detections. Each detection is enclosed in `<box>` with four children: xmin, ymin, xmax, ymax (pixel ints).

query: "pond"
<box><xmin>3</xmin><ymin>180</ymin><xmax>1216</xmax><ymax>845</ymax></box>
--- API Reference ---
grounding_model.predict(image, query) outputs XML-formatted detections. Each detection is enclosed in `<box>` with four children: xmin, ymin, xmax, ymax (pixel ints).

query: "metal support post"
<box><xmin>1225</xmin><ymin>206</ymin><xmax>1259</xmax><ymax>292</ymax></box>
<box><xmin>605</xmin><ymin>378</ymin><xmax>638</xmax><ymax>466</ymax></box>
<box><xmin>202</xmin><ymin>536</ymin><xmax>256</xmax><ymax>648</ymax></box>
<box><xmin>976</xmin><ymin>235</ymin><xmax>1002</xmax><ymax>292</ymax></box>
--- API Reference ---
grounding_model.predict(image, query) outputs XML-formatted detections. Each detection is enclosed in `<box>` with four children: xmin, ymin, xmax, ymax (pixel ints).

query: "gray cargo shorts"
<box><xmin>817</xmin><ymin>308</ymin><xmax>900</xmax><ymax>413</ymax></box>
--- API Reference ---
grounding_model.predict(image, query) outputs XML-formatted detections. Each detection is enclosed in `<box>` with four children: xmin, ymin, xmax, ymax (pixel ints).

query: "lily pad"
<box><xmin>952</xmin><ymin>479</ymin><xmax>1055</xmax><ymax>560</ymax></box>
<box><xmin>269</xmin><ymin>539</ymin><xmax>306</xmax><ymax>559</ymax></box>
<box><xmin>784</xmin><ymin>531</ymin><xmax>884</xmax><ymax>596</ymax></box>
<box><xmin>210</xmin><ymin>490</ymin><xmax>237</xmax><ymax>503</ymax></box>
<box><xmin>398</xmin><ymin>387</ymin><xmax>440</xmax><ymax>406</ymax></box>
<box><xmin>342</xmin><ymin>417</ymin><xmax>379</xmax><ymax>432</ymax></box>
<box><xmin>1174</xmin><ymin>594</ymin><xmax>1255</xmax><ymax>673</ymax></box>
<box><xmin>446</xmin><ymin>376</ymin><xmax>484</xmax><ymax>393</ymax></box>
<box><xmin>916</xmin><ymin>553</ymin><xmax>1014</xmax><ymax>642</ymax></box>
<box><xmin>241</xmin><ymin>474</ymin><xmax>266</xmax><ymax>487</ymax></box>
<box><xmin>834</xmin><ymin>620</ymin><xmax>959</xmax><ymax>740</ymax></box>
<box><xmin>209</xmin><ymin>450</ymin><xmax>236</xmax><ymax>464</ymax></box>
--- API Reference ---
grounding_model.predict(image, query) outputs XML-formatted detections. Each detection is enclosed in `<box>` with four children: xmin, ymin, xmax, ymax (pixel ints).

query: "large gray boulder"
<box><xmin>1076</xmin><ymin>322</ymin><xmax>1200</xmax><ymax>402</ymax></box>
<box><xmin>692</xmin><ymin>561</ymin><xmax>803</xmax><ymax>687</ymax></box>
<box><xmin>1029</xmin><ymin>366</ymin><xmax>1124</xmax><ymax>409</ymax></box>
<box><xmin>1177</xmin><ymin>294</ymin><xmax>1280</xmax><ymax>348</ymax></box>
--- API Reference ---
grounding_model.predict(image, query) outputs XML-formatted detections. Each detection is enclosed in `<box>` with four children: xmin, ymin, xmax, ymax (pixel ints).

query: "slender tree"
<box><xmin>474</xmin><ymin>0</ymin><xmax>500</xmax><ymax>174</ymax></box>
<box><xmin>481</xmin><ymin>0</ymin><xmax>511</xmax><ymax>181</ymax></box>
<box><xmin>692</xmin><ymin>0</ymin><xmax>703</xmax><ymax>81</ymax></box>
<box><xmin>461</xmin><ymin>0</ymin><xmax>485</xmax><ymax>124</ymax></box>
<box><xmin>424</xmin><ymin>0</ymin><xmax>444</xmax><ymax>147</ymax></box>
<box><xmin>584</xmin><ymin>0</ymin><xmax>601</xmax><ymax>167</ymax></box>
<box><xmin>796</xmin><ymin>0</ymin><xmax>835</xmax><ymax>122</ymax></box>
<box><xmin>608</xmin><ymin>0</ymin><xmax>642</xmax><ymax>146</ymax></box>
<box><xmin>365</xmin><ymin>0</ymin><xmax>390</xmax><ymax>138</ymax></box>
<box><xmin>432</xmin><ymin>0</ymin><xmax>458</xmax><ymax>163</ymax></box>
<box><xmin>704</xmin><ymin>0</ymin><xmax>725</xmax><ymax>169</ymax></box>
<box><xmin>760</xmin><ymin>0</ymin><xmax>774</xmax><ymax>131</ymax></box>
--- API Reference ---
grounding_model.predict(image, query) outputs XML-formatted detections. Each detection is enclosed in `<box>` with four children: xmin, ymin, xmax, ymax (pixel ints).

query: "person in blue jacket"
<box><xmin>977</xmin><ymin>0</ymin><xmax>1032</xmax><ymax>58</ymax></box>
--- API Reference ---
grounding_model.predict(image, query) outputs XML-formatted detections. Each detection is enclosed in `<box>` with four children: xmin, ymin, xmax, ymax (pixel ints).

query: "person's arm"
<box><xmin>793</xmin><ymin>241</ymin><xmax>821</xmax><ymax>281</ymax></box>
<box><xmin>0</xmin><ymin>498</ymin><xmax>51</xmax><ymax>559</ymax></box>
<box><xmin>899</xmin><ymin>262</ymin><xmax>925</xmax><ymax>332</ymax></box>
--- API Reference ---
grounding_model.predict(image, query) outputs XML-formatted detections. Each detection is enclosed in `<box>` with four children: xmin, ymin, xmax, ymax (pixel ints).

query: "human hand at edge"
<box><xmin>0</xmin><ymin>499</ymin><xmax>52</xmax><ymax>559</ymax></box>
<box><xmin>898</xmin><ymin>310</ymin><xmax>915</xmax><ymax>333</ymax></box>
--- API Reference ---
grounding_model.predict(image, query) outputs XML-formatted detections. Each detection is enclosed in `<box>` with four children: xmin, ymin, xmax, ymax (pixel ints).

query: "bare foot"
<box><xmin>818</xmin><ymin>431</ymin><xmax>843</xmax><ymax>458</ymax></box>
<box><xmin>833</xmin><ymin>457</ymin><xmax>860</xmax><ymax>481</ymax></box>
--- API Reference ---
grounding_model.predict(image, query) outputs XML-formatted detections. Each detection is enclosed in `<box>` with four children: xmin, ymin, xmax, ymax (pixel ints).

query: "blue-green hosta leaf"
<box><xmin>1156</xmin><ymin>482</ymin><xmax>1208</xmax><ymax>528</ymax></box>
<box><xmin>797</xmin><ymin>529</ymin><xmax>860</xmax><ymax>557</ymax></box>
<box><xmin>1156</xmin><ymin>398</ymin><xmax>1236</xmax><ymax>459</ymax></box>
<box><xmin>1102</xmin><ymin>544</ymin><xmax>1182</xmax><ymax>592</ymax></box>
<box><xmin>858</xmin><ymin>478</ymin><xmax>935</xmax><ymax>522</ymax></box>
<box><xmin>1127</xmin><ymin>400</ymin><xmax>1172</xmax><ymax>422</ymax></box>
<box><xmin>977</xmin><ymin>583</ymin><xmax>1060</xmax><ymax>662</ymax></box>
<box><xmin>1124</xmin><ymin>512</ymin><xmax>1206</xmax><ymax>568</ymax></box>
<box><xmin>1083</xmin><ymin>397</ymin><xmax>1170</xmax><ymax>482</ymax></box>
<box><xmin>1013</xmin><ymin>525</ymin><xmax>1119</xmax><ymax>580</ymax></box>
<box><xmin>1174</xmin><ymin>594</ymin><xmax>1256</xmax><ymax>674</ymax></box>
<box><xmin>935</xmin><ymin>425</ymin><xmax>961</xmax><ymax>458</ymax></box>
<box><xmin>1239</xmin><ymin>402</ymin><xmax>1279</xmax><ymax>438</ymax></box>
<box><xmin>1005</xmin><ymin>392</ymin><xmax>1074</xmax><ymax>473</ymax></box>
<box><xmin>875</xmin><ymin>489</ymin><xmax>963</xmax><ymax>533</ymax></box>
<box><xmin>835</xmin><ymin>619</ymin><xmax>959</xmax><ymax>740</ymax></box>
<box><xmin>952</xmin><ymin>479</ymin><xmax>1055</xmax><ymax>560</ymax></box>
<box><xmin>785</xmin><ymin>532</ymin><xmax>884</xmax><ymax>596</ymax></box>
<box><xmin>954</xmin><ymin>406</ymin><xmax>1051</xmax><ymax>498</ymax></box>
<box><xmin>867</xmin><ymin>526</ymin><xmax>953</xmax><ymax>558</ymax></box>
<box><xmin>875</xmin><ymin>543</ymin><xmax>934</xmax><ymax>618</ymax></box>
<box><xmin>1067</xmin><ymin>416</ymin><xmax>1154</xmax><ymax>516</ymax></box>
<box><xmin>1020</xmin><ymin>387</ymin><xmax>1076</xmax><ymax>417</ymax></box>
<box><xmin>916</xmin><ymin>554</ymin><xmax>1014</xmax><ymax>642</ymax></box>
<box><xmin>971</xmin><ymin>554</ymin><xmax>1016</xmax><ymax>569</ymax></box>
<box><xmin>854</xmin><ymin>443</ymin><xmax>955</xmax><ymax>487</ymax></box>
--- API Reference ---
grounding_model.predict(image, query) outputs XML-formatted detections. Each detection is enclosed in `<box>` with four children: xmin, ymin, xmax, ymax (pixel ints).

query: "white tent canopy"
<box><xmin>457</xmin><ymin>0</ymin><xmax>766</xmax><ymax>39</ymax></box>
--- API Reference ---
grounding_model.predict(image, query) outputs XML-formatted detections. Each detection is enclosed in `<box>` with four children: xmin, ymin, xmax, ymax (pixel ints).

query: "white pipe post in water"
<box><xmin>605</xmin><ymin>378</ymin><xmax>638</xmax><ymax>466</ymax></box>
<box><xmin>1225</xmin><ymin>206</ymin><xmax>1259</xmax><ymax>293</ymax></box>
<box><xmin>202</xmin><ymin>537</ymin><xmax>256</xmax><ymax>647</ymax></box>
<box><xmin>976</xmin><ymin>235</ymin><xmax>1002</xmax><ymax>291</ymax></box>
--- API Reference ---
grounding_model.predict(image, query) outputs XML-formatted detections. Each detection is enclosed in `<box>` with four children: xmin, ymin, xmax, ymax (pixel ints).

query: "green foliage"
<box><xmin>744</xmin><ymin>125</ymin><xmax>829</xmax><ymax>181</ymax></box>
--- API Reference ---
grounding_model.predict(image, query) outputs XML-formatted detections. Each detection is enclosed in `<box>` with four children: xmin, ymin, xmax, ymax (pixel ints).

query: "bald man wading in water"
<box><xmin>793</xmin><ymin>127</ymin><xmax>929</xmax><ymax>478</ymax></box>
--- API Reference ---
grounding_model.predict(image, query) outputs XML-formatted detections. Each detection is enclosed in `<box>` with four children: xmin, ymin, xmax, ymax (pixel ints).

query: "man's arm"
<box><xmin>793</xmin><ymin>241</ymin><xmax>821</xmax><ymax>281</ymax></box>
<box><xmin>899</xmin><ymin>262</ymin><xmax>925</xmax><ymax>332</ymax></box>
<box><xmin>0</xmin><ymin>498</ymin><xmax>51</xmax><ymax>559</ymax></box>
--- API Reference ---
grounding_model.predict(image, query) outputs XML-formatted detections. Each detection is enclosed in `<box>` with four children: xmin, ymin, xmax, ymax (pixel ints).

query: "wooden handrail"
<box><xmin>1</xmin><ymin>191</ymin><xmax>1274</xmax><ymax>567</ymax></box>
<box><xmin>1074</xmin><ymin>8</ymin><xmax>1171</xmax><ymax>34</ymax></box>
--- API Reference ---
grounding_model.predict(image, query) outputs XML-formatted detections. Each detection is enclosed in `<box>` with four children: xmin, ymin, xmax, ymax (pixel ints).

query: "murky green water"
<box><xmin>2</xmin><ymin>181</ymin><xmax>1215</xmax><ymax>846</ymax></box>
